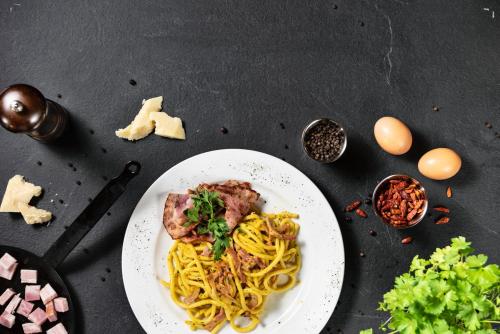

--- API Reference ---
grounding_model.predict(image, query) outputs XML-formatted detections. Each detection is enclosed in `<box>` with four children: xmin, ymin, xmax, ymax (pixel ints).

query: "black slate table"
<box><xmin>1</xmin><ymin>1</ymin><xmax>499</xmax><ymax>333</ymax></box>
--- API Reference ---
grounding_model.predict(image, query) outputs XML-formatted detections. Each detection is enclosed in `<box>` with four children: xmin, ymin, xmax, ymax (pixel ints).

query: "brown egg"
<box><xmin>418</xmin><ymin>148</ymin><xmax>462</xmax><ymax>180</ymax></box>
<box><xmin>374</xmin><ymin>117</ymin><xmax>413</xmax><ymax>155</ymax></box>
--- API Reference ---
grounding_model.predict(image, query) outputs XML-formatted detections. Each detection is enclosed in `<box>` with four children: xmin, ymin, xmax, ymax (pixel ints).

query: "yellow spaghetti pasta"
<box><xmin>162</xmin><ymin>212</ymin><xmax>301</xmax><ymax>333</ymax></box>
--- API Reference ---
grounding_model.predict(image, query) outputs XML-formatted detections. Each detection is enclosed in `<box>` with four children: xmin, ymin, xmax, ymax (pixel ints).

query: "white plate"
<box><xmin>122</xmin><ymin>149</ymin><xmax>345</xmax><ymax>334</ymax></box>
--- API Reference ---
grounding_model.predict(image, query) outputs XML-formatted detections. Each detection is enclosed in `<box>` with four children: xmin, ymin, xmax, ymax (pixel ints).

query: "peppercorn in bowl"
<box><xmin>302</xmin><ymin>119</ymin><xmax>347</xmax><ymax>163</ymax></box>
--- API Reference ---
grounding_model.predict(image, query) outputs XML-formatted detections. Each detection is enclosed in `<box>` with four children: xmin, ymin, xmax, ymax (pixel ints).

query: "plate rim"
<box><xmin>122</xmin><ymin>148</ymin><xmax>345</xmax><ymax>334</ymax></box>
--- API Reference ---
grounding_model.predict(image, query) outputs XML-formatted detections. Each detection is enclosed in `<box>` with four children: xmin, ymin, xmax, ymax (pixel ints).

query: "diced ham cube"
<box><xmin>20</xmin><ymin>269</ymin><xmax>37</xmax><ymax>284</ymax></box>
<box><xmin>47</xmin><ymin>323</ymin><xmax>68</xmax><ymax>334</ymax></box>
<box><xmin>22</xmin><ymin>322</ymin><xmax>42</xmax><ymax>333</ymax></box>
<box><xmin>5</xmin><ymin>293</ymin><xmax>21</xmax><ymax>314</ymax></box>
<box><xmin>39</xmin><ymin>283</ymin><xmax>57</xmax><ymax>304</ymax></box>
<box><xmin>53</xmin><ymin>297</ymin><xmax>69</xmax><ymax>313</ymax></box>
<box><xmin>0</xmin><ymin>262</ymin><xmax>18</xmax><ymax>280</ymax></box>
<box><xmin>25</xmin><ymin>285</ymin><xmax>41</xmax><ymax>302</ymax></box>
<box><xmin>45</xmin><ymin>300</ymin><xmax>57</xmax><ymax>322</ymax></box>
<box><xmin>0</xmin><ymin>312</ymin><xmax>15</xmax><ymax>328</ymax></box>
<box><xmin>17</xmin><ymin>299</ymin><xmax>34</xmax><ymax>317</ymax></box>
<box><xmin>0</xmin><ymin>288</ymin><xmax>15</xmax><ymax>306</ymax></box>
<box><xmin>28</xmin><ymin>307</ymin><xmax>47</xmax><ymax>326</ymax></box>
<box><xmin>0</xmin><ymin>253</ymin><xmax>17</xmax><ymax>270</ymax></box>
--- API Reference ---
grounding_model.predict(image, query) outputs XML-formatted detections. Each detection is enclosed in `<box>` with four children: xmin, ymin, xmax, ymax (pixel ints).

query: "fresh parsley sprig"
<box><xmin>184</xmin><ymin>190</ymin><xmax>230</xmax><ymax>260</ymax></box>
<box><xmin>361</xmin><ymin>237</ymin><xmax>500</xmax><ymax>334</ymax></box>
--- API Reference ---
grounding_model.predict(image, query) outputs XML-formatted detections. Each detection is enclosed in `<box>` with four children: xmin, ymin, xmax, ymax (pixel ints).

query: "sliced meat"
<box><xmin>204</xmin><ymin>308</ymin><xmax>225</xmax><ymax>331</ymax></box>
<box><xmin>39</xmin><ymin>284</ymin><xmax>57</xmax><ymax>304</ymax></box>
<box><xmin>0</xmin><ymin>312</ymin><xmax>15</xmax><ymax>328</ymax></box>
<box><xmin>16</xmin><ymin>299</ymin><xmax>34</xmax><ymax>318</ymax></box>
<box><xmin>22</xmin><ymin>323</ymin><xmax>42</xmax><ymax>334</ymax></box>
<box><xmin>0</xmin><ymin>288</ymin><xmax>15</xmax><ymax>306</ymax></box>
<box><xmin>0</xmin><ymin>253</ymin><xmax>17</xmax><ymax>270</ymax></box>
<box><xmin>25</xmin><ymin>285</ymin><xmax>40</xmax><ymax>302</ymax></box>
<box><xmin>28</xmin><ymin>308</ymin><xmax>47</xmax><ymax>326</ymax></box>
<box><xmin>20</xmin><ymin>269</ymin><xmax>37</xmax><ymax>284</ymax></box>
<box><xmin>47</xmin><ymin>323</ymin><xmax>68</xmax><ymax>334</ymax></box>
<box><xmin>163</xmin><ymin>193</ymin><xmax>195</xmax><ymax>239</ymax></box>
<box><xmin>53</xmin><ymin>297</ymin><xmax>69</xmax><ymax>313</ymax></box>
<box><xmin>5</xmin><ymin>294</ymin><xmax>21</xmax><ymax>314</ymax></box>
<box><xmin>198</xmin><ymin>180</ymin><xmax>260</xmax><ymax>231</ymax></box>
<box><xmin>0</xmin><ymin>262</ymin><xmax>18</xmax><ymax>280</ymax></box>
<box><xmin>180</xmin><ymin>233</ymin><xmax>214</xmax><ymax>243</ymax></box>
<box><xmin>45</xmin><ymin>301</ymin><xmax>57</xmax><ymax>322</ymax></box>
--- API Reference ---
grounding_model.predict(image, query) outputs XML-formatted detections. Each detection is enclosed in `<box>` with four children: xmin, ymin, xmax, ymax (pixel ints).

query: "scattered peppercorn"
<box><xmin>36</xmin><ymin>161</ymin><xmax>42</xmax><ymax>166</ymax></box>
<box><xmin>76</xmin><ymin>181</ymin><xmax>81</xmax><ymax>186</ymax></box>
<box><xmin>304</xmin><ymin>120</ymin><xmax>345</xmax><ymax>162</ymax></box>
<box><xmin>485</xmin><ymin>122</ymin><xmax>492</xmax><ymax>129</ymax></box>
<box><xmin>57</xmin><ymin>94</ymin><xmax>62</xmax><ymax>99</ymax></box>
<box><xmin>369</xmin><ymin>230</ymin><xmax>377</xmax><ymax>236</ymax></box>
<box><xmin>220</xmin><ymin>127</ymin><xmax>228</xmax><ymax>134</ymax></box>
<box><xmin>279</xmin><ymin>122</ymin><xmax>285</xmax><ymax>129</ymax></box>
<box><xmin>129</xmin><ymin>79</ymin><xmax>137</xmax><ymax>86</ymax></box>
<box><xmin>359</xmin><ymin>251</ymin><xmax>366</xmax><ymax>257</ymax></box>
<box><xmin>432</xmin><ymin>105</ymin><xmax>439</xmax><ymax>112</ymax></box>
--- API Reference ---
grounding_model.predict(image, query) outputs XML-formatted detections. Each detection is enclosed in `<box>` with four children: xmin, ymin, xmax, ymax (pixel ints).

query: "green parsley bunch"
<box><xmin>361</xmin><ymin>237</ymin><xmax>499</xmax><ymax>334</ymax></box>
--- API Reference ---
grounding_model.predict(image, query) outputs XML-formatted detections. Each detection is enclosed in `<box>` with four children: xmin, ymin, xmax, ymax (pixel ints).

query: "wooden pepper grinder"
<box><xmin>0</xmin><ymin>84</ymin><xmax>68</xmax><ymax>142</ymax></box>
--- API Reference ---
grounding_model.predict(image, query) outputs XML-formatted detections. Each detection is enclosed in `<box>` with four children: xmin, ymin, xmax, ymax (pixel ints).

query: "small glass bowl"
<box><xmin>372</xmin><ymin>174</ymin><xmax>428</xmax><ymax>229</ymax></box>
<box><xmin>301</xmin><ymin>118</ymin><xmax>347</xmax><ymax>163</ymax></box>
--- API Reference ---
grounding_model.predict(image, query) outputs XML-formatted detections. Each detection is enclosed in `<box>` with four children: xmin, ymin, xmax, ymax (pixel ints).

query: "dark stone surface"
<box><xmin>1</xmin><ymin>0</ymin><xmax>499</xmax><ymax>333</ymax></box>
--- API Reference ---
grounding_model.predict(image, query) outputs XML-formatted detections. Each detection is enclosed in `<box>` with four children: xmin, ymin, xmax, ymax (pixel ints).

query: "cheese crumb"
<box><xmin>149</xmin><ymin>112</ymin><xmax>186</xmax><ymax>140</ymax></box>
<box><xmin>0</xmin><ymin>175</ymin><xmax>52</xmax><ymax>225</ymax></box>
<box><xmin>0</xmin><ymin>175</ymin><xmax>42</xmax><ymax>213</ymax></box>
<box><xmin>115</xmin><ymin>96</ymin><xmax>163</xmax><ymax>141</ymax></box>
<box><xmin>17</xmin><ymin>202</ymin><xmax>52</xmax><ymax>225</ymax></box>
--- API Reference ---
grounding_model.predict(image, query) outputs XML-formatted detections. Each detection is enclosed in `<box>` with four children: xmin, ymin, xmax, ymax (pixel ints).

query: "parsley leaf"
<box><xmin>184</xmin><ymin>190</ymin><xmax>231</xmax><ymax>260</ymax></box>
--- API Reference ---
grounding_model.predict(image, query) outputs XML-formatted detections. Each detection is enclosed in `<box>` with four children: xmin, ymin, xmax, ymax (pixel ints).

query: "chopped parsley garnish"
<box><xmin>184</xmin><ymin>190</ymin><xmax>230</xmax><ymax>260</ymax></box>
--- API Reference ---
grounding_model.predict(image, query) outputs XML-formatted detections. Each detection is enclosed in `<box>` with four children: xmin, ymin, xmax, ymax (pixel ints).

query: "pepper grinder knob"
<box><xmin>0</xmin><ymin>84</ymin><xmax>68</xmax><ymax>142</ymax></box>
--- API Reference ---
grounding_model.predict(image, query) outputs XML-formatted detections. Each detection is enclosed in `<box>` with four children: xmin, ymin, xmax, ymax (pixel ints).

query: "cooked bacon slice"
<box><xmin>180</xmin><ymin>233</ymin><xmax>213</xmax><ymax>243</ymax></box>
<box><xmin>227</xmin><ymin>247</ymin><xmax>246</xmax><ymax>283</ymax></box>
<box><xmin>163</xmin><ymin>194</ymin><xmax>195</xmax><ymax>239</ymax></box>
<box><xmin>183</xmin><ymin>288</ymin><xmax>200</xmax><ymax>304</ymax></box>
<box><xmin>204</xmin><ymin>308</ymin><xmax>225</xmax><ymax>331</ymax></box>
<box><xmin>164</xmin><ymin>180</ymin><xmax>260</xmax><ymax>242</ymax></box>
<box><xmin>197</xmin><ymin>180</ymin><xmax>260</xmax><ymax>231</ymax></box>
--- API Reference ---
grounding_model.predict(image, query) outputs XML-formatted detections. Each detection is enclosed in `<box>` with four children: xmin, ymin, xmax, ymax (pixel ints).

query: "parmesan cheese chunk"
<box><xmin>17</xmin><ymin>203</ymin><xmax>52</xmax><ymax>225</ymax></box>
<box><xmin>115</xmin><ymin>96</ymin><xmax>163</xmax><ymax>141</ymax></box>
<box><xmin>149</xmin><ymin>112</ymin><xmax>186</xmax><ymax>140</ymax></box>
<box><xmin>0</xmin><ymin>175</ymin><xmax>42</xmax><ymax>213</ymax></box>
